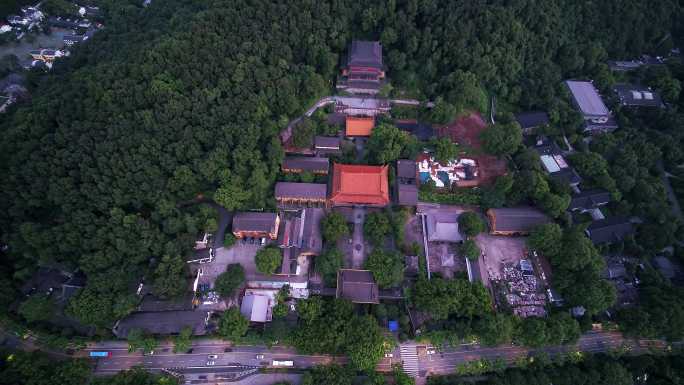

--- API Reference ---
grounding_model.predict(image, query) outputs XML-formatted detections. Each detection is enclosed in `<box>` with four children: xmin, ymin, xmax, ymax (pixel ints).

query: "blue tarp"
<box><xmin>388</xmin><ymin>320</ymin><xmax>399</xmax><ymax>332</ymax></box>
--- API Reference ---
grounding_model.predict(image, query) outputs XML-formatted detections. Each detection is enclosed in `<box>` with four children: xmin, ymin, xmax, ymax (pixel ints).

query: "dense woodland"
<box><xmin>0</xmin><ymin>0</ymin><xmax>683</xmax><ymax>342</ymax></box>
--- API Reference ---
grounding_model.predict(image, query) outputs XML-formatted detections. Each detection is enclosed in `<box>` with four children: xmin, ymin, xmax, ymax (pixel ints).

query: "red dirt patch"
<box><xmin>435</xmin><ymin>112</ymin><xmax>508</xmax><ymax>185</ymax></box>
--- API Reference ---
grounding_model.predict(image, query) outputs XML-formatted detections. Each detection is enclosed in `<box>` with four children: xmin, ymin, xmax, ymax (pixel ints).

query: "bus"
<box><xmin>89</xmin><ymin>351</ymin><xmax>111</xmax><ymax>358</ymax></box>
<box><xmin>272</xmin><ymin>360</ymin><xmax>294</xmax><ymax>367</ymax></box>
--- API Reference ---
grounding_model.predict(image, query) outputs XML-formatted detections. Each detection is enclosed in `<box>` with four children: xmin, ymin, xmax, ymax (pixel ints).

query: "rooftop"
<box><xmin>515</xmin><ymin>111</ymin><xmax>550</xmax><ymax>131</ymax></box>
<box><xmin>568</xmin><ymin>189</ymin><xmax>611</xmax><ymax>211</ymax></box>
<box><xmin>397</xmin><ymin>159</ymin><xmax>418</xmax><ymax>180</ymax></box>
<box><xmin>487</xmin><ymin>207</ymin><xmax>552</xmax><ymax>234</ymax></box>
<box><xmin>565</xmin><ymin>80</ymin><xmax>610</xmax><ymax>118</ymax></box>
<box><xmin>282</xmin><ymin>156</ymin><xmax>329</xmax><ymax>173</ymax></box>
<box><xmin>113</xmin><ymin>310</ymin><xmax>208</xmax><ymax>338</ymax></box>
<box><xmin>345</xmin><ymin>116</ymin><xmax>374</xmax><ymax>137</ymax></box>
<box><xmin>314</xmin><ymin>136</ymin><xmax>341</xmax><ymax>150</ymax></box>
<box><xmin>240</xmin><ymin>293</ymin><xmax>271</xmax><ymax>323</ymax></box>
<box><xmin>426</xmin><ymin>212</ymin><xmax>463</xmax><ymax>242</ymax></box>
<box><xmin>395</xmin><ymin>120</ymin><xmax>434</xmax><ymax>141</ymax></box>
<box><xmin>330</xmin><ymin>163</ymin><xmax>390</xmax><ymax>206</ymax></box>
<box><xmin>275</xmin><ymin>182</ymin><xmax>327</xmax><ymax>200</ymax></box>
<box><xmin>347</xmin><ymin>40</ymin><xmax>383</xmax><ymax>69</ymax></box>
<box><xmin>533</xmin><ymin>138</ymin><xmax>582</xmax><ymax>186</ymax></box>
<box><xmin>614</xmin><ymin>83</ymin><xmax>663</xmax><ymax>108</ymax></box>
<box><xmin>336</xmin><ymin>269</ymin><xmax>379</xmax><ymax>304</ymax></box>
<box><xmin>397</xmin><ymin>184</ymin><xmax>418</xmax><ymax>206</ymax></box>
<box><xmin>232</xmin><ymin>212</ymin><xmax>279</xmax><ymax>234</ymax></box>
<box><xmin>586</xmin><ymin>217</ymin><xmax>634</xmax><ymax>244</ymax></box>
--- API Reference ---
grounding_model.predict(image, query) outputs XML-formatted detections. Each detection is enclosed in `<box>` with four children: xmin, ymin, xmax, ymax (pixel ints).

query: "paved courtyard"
<box><xmin>474</xmin><ymin>234</ymin><xmax>527</xmax><ymax>280</ymax></box>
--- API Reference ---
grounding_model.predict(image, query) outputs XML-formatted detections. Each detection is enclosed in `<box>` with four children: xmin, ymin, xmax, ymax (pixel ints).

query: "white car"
<box><xmin>255</xmin><ymin>354</ymin><xmax>265</xmax><ymax>360</ymax></box>
<box><xmin>426</xmin><ymin>348</ymin><xmax>436</xmax><ymax>355</ymax></box>
<box><xmin>207</xmin><ymin>354</ymin><xmax>218</xmax><ymax>359</ymax></box>
<box><xmin>384</xmin><ymin>353</ymin><xmax>393</xmax><ymax>358</ymax></box>
<box><xmin>206</xmin><ymin>360</ymin><xmax>216</xmax><ymax>366</ymax></box>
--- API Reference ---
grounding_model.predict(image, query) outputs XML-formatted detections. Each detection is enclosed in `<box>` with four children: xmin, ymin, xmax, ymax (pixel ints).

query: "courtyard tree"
<box><xmin>431</xmin><ymin>137</ymin><xmax>460</xmax><ymax>163</ymax></box>
<box><xmin>214</xmin><ymin>264</ymin><xmax>245</xmax><ymax>297</ymax></box>
<box><xmin>321</xmin><ymin>212</ymin><xmax>349</xmax><ymax>243</ymax></box>
<box><xmin>527</xmin><ymin>223</ymin><xmax>563</xmax><ymax>256</ymax></box>
<box><xmin>255</xmin><ymin>246</ymin><xmax>282</xmax><ymax>275</ymax></box>
<box><xmin>315</xmin><ymin>248</ymin><xmax>344</xmax><ymax>286</ymax></box>
<box><xmin>458</xmin><ymin>212</ymin><xmax>486</xmax><ymax>237</ymax></box>
<box><xmin>367</xmin><ymin>122</ymin><xmax>412</xmax><ymax>165</ymax></box>
<box><xmin>217</xmin><ymin>307</ymin><xmax>249</xmax><ymax>341</ymax></box>
<box><xmin>365</xmin><ymin>249</ymin><xmax>404</xmax><ymax>288</ymax></box>
<box><xmin>364</xmin><ymin>212</ymin><xmax>393</xmax><ymax>245</ymax></box>
<box><xmin>460</xmin><ymin>239</ymin><xmax>481</xmax><ymax>260</ymax></box>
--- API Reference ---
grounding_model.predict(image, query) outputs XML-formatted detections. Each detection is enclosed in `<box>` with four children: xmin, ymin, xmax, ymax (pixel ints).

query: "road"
<box><xmin>84</xmin><ymin>340</ymin><xmax>396</xmax><ymax>374</ymax></box>
<box><xmin>417</xmin><ymin>331</ymin><xmax>668</xmax><ymax>376</ymax></box>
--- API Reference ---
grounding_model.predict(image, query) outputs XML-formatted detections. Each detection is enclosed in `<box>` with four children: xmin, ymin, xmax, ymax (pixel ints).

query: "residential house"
<box><xmin>515</xmin><ymin>111</ymin><xmax>550</xmax><ymax>135</ymax></box>
<box><xmin>568</xmin><ymin>189</ymin><xmax>611</xmax><ymax>213</ymax></box>
<box><xmin>395</xmin><ymin>159</ymin><xmax>418</xmax><ymax>206</ymax></box>
<box><xmin>565</xmin><ymin>80</ymin><xmax>618</xmax><ymax>133</ymax></box>
<box><xmin>29</xmin><ymin>49</ymin><xmax>64</xmax><ymax>62</ymax></box>
<box><xmin>275</xmin><ymin>182</ymin><xmax>327</xmax><ymax>208</ymax></box>
<box><xmin>614</xmin><ymin>83</ymin><xmax>664</xmax><ymax>108</ymax></box>
<box><xmin>336</xmin><ymin>269</ymin><xmax>379</xmax><ymax>304</ymax></box>
<box><xmin>426</xmin><ymin>212</ymin><xmax>463</xmax><ymax>243</ymax></box>
<box><xmin>329</xmin><ymin>163</ymin><xmax>390</xmax><ymax>207</ymax></box>
<box><xmin>281</xmin><ymin>156</ymin><xmax>329</xmax><ymax>175</ymax></box>
<box><xmin>240</xmin><ymin>292</ymin><xmax>272</xmax><ymax>323</ymax></box>
<box><xmin>314</xmin><ymin>136</ymin><xmax>341</xmax><ymax>156</ymax></box>
<box><xmin>232</xmin><ymin>212</ymin><xmax>280</xmax><ymax>240</ymax></box>
<box><xmin>487</xmin><ymin>207</ymin><xmax>552</xmax><ymax>236</ymax></box>
<box><xmin>337</xmin><ymin>40</ymin><xmax>385</xmax><ymax>95</ymax></box>
<box><xmin>532</xmin><ymin>137</ymin><xmax>582</xmax><ymax>188</ymax></box>
<box><xmin>345</xmin><ymin>116</ymin><xmax>375</xmax><ymax>137</ymax></box>
<box><xmin>585</xmin><ymin>217</ymin><xmax>634</xmax><ymax>244</ymax></box>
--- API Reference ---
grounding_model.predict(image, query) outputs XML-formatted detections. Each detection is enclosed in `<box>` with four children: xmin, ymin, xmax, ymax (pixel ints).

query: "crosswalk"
<box><xmin>399</xmin><ymin>343</ymin><xmax>419</xmax><ymax>377</ymax></box>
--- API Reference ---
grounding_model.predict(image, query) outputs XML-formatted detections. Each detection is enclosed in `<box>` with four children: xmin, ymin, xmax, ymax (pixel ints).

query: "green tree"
<box><xmin>364</xmin><ymin>212</ymin><xmax>393</xmax><ymax>245</ymax></box>
<box><xmin>481</xmin><ymin>121</ymin><xmax>522</xmax><ymax>157</ymax></box>
<box><xmin>127</xmin><ymin>328</ymin><xmax>158</xmax><ymax>353</ymax></box>
<box><xmin>321</xmin><ymin>212</ymin><xmax>349</xmax><ymax>243</ymax></box>
<box><xmin>427</xmin><ymin>97</ymin><xmax>458</xmax><ymax>124</ymax></box>
<box><xmin>458</xmin><ymin>212</ymin><xmax>485</xmax><ymax>237</ymax></box>
<box><xmin>365</xmin><ymin>249</ymin><xmax>404</xmax><ymax>288</ymax></box>
<box><xmin>367</xmin><ymin>122</ymin><xmax>411</xmax><ymax>164</ymax></box>
<box><xmin>255</xmin><ymin>247</ymin><xmax>282</xmax><ymax>275</ymax></box>
<box><xmin>460</xmin><ymin>239</ymin><xmax>480</xmax><ymax>260</ymax></box>
<box><xmin>18</xmin><ymin>295</ymin><xmax>54</xmax><ymax>323</ymax></box>
<box><xmin>223</xmin><ymin>234</ymin><xmax>236</xmax><ymax>247</ymax></box>
<box><xmin>217</xmin><ymin>307</ymin><xmax>249</xmax><ymax>341</ymax></box>
<box><xmin>173</xmin><ymin>326</ymin><xmax>193</xmax><ymax>353</ymax></box>
<box><xmin>214</xmin><ymin>264</ymin><xmax>245</xmax><ymax>297</ymax></box>
<box><xmin>527</xmin><ymin>223</ymin><xmax>563</xmax><ymax>256</ymax></box>
<box><xmin>411</xmin><ymin>278</ymin><xmax>491</xmax><ymax>320</ymax></box>
<box><xmin>215</xmin><ymin>175</ymin><xmax>251</xmax><ymax>211</ymax></box>
<box><xmin>301</xmin><ymin>365</ymin><xmax>353</xmax><ymax>385</ymax></box>
<box><xmin>475</xmin><ymin>313</ymin><xmax>516</xmax><ymax>346</ymax></box>
<box><xmin>346</xmin><ymin>315</ymin><xmax>387</xmax><ymax>372</ymax></box>
<box><xmin>153</xmin><ymin>254</ymin><xmax>187</xmax><ymax>299</ymax></box>
<box><xmin>297</xmin><ymin>296</ymin><xmax>323</xmax><ymax>323</ymax></box>
<box><xmin>315</xmin><ymin>248</ymin><xmax>343</xmax><ymax>286</ymax></box>
<box><xmin>432</xmin><ymin>137</ymin><xmax>459</xmax><ymax>163</ymax></box>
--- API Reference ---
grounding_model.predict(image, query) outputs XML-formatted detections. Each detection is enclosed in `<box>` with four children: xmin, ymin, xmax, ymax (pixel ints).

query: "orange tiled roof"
<box><xmin>345</xmin><ymin>116</ymin><xmax>374</xmax><ymax>137</ymax></box>
<box><xmin>330</xmin><ymin>163</ymin><xmax>389</xmax><ymax>206</ymax></box>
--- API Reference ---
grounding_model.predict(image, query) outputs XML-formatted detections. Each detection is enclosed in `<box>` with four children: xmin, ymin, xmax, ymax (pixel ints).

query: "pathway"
<box><xmin>351</xmin><ymin>206</ymin><xmax>367</xmax><ymax>269</ymax></box>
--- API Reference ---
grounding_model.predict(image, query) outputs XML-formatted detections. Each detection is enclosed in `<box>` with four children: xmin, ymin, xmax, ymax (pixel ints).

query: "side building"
<box><xmin>232</xmin><ymin>212</ymin><xmax>280</xmax><ymax>240</ymax></box>
<box><xmin>487</xmin><ymin>207</ymin><xmax>552</xmax><ymax>236</ymax></box>
<box><xmin>565</xmin><ymin>80</ymin><xmax>618</xmax><ymax>134</ymax></box>
<box><xmin>337</xmin><ymin>40</ymin><xmax>385</xmax><ymax>95</ymax></box>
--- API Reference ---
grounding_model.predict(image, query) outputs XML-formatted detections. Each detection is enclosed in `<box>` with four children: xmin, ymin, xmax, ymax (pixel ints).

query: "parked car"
<box><xmin>384</xmin><ymin>353</ymin><xmax>393</xmax><ymax>358</ymax></box>
<box><xmin>224</xmin><ymin>348</ymin><xmax>233</xmax><ymax>352</ymax></box>
<box><xmin>186</xmin><ymin>348</ymin><xmax>193</xmax><ymax>354</ymax></box>
<box><xmin>206</xmin><ymin>361</ymin><xmax>215</xmax><ymax>366</ymax></box>
<box><xmin>255</xmin><ymin>354</ymin><xmax>265</xmax><ymax>359</ymax></box>
<box><xmin>426</xmin><ymin>348</ymin><xmax>436</xmax><ymax>355</ymax></box>
<box><xmin>207</xmin><ymin>354</ymin><xmax>218</xmax><ymax>359</ymax></box>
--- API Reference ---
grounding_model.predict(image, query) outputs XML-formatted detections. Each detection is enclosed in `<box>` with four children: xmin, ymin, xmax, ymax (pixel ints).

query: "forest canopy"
<box><xmin>0</xmin><ymin>0</ymin><xmax>682</xmax><ymax>329</ymax></box>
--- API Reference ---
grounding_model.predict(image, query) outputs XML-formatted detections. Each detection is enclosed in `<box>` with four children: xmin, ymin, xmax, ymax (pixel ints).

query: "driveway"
<box><xmin>351</xmin><ymin>206</ymin><xmax>367</xmax><ymax>269</ymax></box>
<box><xmin>203</xmin><ymin>243</ymin><xmax>263</xmax><ymax>283</ymax></box>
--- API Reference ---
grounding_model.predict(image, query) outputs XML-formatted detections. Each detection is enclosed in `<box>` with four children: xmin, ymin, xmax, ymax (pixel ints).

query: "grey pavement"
<box><xmin>351</xmin><ymin>206</ymin><xmax>367</xmax><ymax>269</ymax></box>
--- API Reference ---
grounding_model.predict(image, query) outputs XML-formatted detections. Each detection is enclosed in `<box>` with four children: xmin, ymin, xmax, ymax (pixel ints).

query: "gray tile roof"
<box><xmin>614</xmin><ymin>83</ymin><xmax>663</xmax><ymax>108</ymax></box>
<box><xmin>348</xmin><ymin>41</ymin><xmax>383</xmax><ymax>69</ymax></box>
<box><xmin>565</xmin><ymin>80</ymin><xmax>610</xmax><ymax>118</ymax></box>
<box><xmin>397</xmin><ymin>184</ymin><xmax>418</xmax><ymax>206</ymax></box>
<box><xmin>232</xmin><ymin>212</ymin><xmax>278</xmax><ymax>234</ymax></box>
<box><xmin>336</xmin><ymin>269</ymin><xmax>379</xmax><ymax>304</ymax></box>
<box><xmin>397</xmin><ymin>159</ymin><xmax>417</xmax><ymax>180</ymax></box>
<box><xmin>568</xmin><ymin>189</ymin><xmax>611</xmax><ymax>211</ymax></box>
<box><xmin>515</xmin><ymin>111</ymin><xmax>550</xmax><ymax>130</ymax></box>
<box><xmin>586</xmin><ymin>217</ymin><xmax>634</xmax><ymax>244</ymax></box>
<box><xmin>275</xmin><ymin>182</ymin><xmax>327</xmax><ymax>200</ymax></box>
<box><xmin>488</xmin><ymin>207</ymin><xmax>552</xmax><ymax>234</ymax></box>
<box><xmin>282</xmin><ymin>156</ymin><xmax>329</xmax><ymax>173</ymax></box>
<box><xmin>314</xmin><ymin>136</ymin><xmax>341</xmax><ymax>150</ymax></box>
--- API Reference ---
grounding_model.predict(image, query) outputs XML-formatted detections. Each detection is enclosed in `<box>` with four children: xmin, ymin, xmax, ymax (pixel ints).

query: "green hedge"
<box><xmin>418</xmin><ymin>188</ymin><xmax>482</xmax><ymax>205</ymax></box>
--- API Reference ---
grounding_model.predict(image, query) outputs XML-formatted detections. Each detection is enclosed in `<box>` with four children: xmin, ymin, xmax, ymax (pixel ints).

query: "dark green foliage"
<box><xmin>481</xmin><ymin>121</ymin><xmax>522</xmax><ymax>157</ymax></box>
<box><xmin>89</xmin><ymin>367</ymin><xmax>180</xmax><ymax>385</ymax></box>
<box><xmin>365</xmin><ymin>249</ymin><xmax>404</xmax><ymax>288</ymax></box>
<box><xmin>302</xmin><ymin>365</ymin><xmax>353</xmax><ymax>385</ymax></box>
<box><xmin>321</xmin><ymin>212</ymin><xmax>349</xmax><ymax>243</ymax></box>
<box><xmin>292</xmin><ymin>298</ymin><xmax>386</xmax><ymax>372</ymax></box>
<box><xmin>255</xmin><ymin>247</ymin><xmax>282</xmax><ymax>275</ymax></box>
<box><xmin>126</xmin><ymin>328</ymin><xmax>158</xmax><ymax>353</ymax></box>
<box><xmin>460</xmin><ymin>239</ymin><xmax>480</xmax><ymax>260</ymax></box>
<box><xmin>364</xmin><ymin>212</ymin><xmax>393</xmax><ymax>245</ymax></box>
<box><xmin>173</xmin><ymin>326</ymin><xmax>193</xmax><ymax>353</ymax></box>
<box><xmin>17</xmin><ymin>295</ymin><xmax>55</xmax><ymax>323</ymax></box>
<box><xmin>411</xmin><ymin>277</ymin><xmax>491</xmax><ymax>320</ymax></box>
<box><xmin>0</xmin><ymin>350</ymin><xmax>92</xmax><ymax>385</ymax></box>
<box><xmin>315</xmin><ymin>248</ymin><xmax>343</xmax><ymax>286</ymax></box>
<box><xmin>152</xmin><ymin>254</ymin><xmax>187</xmax><ymax>299</ymax></box>
<box><xmin>458</xmin><ymin>212</ymin><xmax>486</xmax><ymax>237</ymax></box>
<box><xmin>431</xmin><ymin>137</ymin><xmax>460</xmax><ymax>163</ymax></box>
<box><xmin>214</xmin><ymin>264</ymin><xmax>245</xmax><ymax>297</ymax></box>
<box><xmin>367</xmin><ymin>122</ymin><xmax>415</xmax><ymax>165</ymax></box>
<box><xmin>217</xmin><ymin>307</ymin><xmax>249</xmax><ymax>341</ymax></box>
<box><xmin>223</xmin><ymin>234</ymin><xmax>236</xmax><ymax>247</ymax></box>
